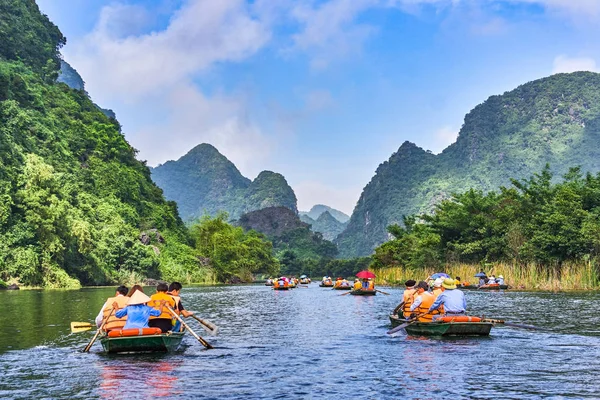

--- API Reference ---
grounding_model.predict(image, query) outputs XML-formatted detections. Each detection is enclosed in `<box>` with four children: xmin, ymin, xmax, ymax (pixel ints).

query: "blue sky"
<box><xmin>37</xmin><ymin>0</ymin><xmax>600</xmax><ymax>215</ymax></box>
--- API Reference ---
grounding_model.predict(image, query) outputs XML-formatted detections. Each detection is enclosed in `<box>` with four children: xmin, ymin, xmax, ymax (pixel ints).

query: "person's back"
<box><xmin>95</xmin><ymin>285</ymin><xmax>129</xmax><ymax>331</ymax></box>
<box><xmin>368</xmin><ymin>279</ymin><xmax>375</xmax><ymax>290</ymax></box>
<box><xmin>353</xmin><ymin>280</ymin><xmax>362</xmax><ymax>290</ymax></box>
<box><xmin>115</xmin><ymin>291</ymin><xmax>163</xmax><ymax>329</ymax></box>
<box><xmin>148</xmin><ymin>283</ymin><xmax>176</xmax><ymax>333</ymax></box>
<box><xmin>402</xmin><ymin>280</ymin><xmax>417</xmax><ymax>318</ymax></box>
<box><xmin>497</xmin><ymin>275</ymin><xmax>505</xmax><ymax>285</ymax></box>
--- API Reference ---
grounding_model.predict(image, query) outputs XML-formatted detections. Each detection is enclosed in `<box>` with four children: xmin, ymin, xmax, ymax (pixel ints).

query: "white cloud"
<box><xmin>552</xmin><ymin>55</ymin><xmax>598</xmax><ymax>74</ymax></box>
<box><xmin>65</xmin><ymin>0</ymin><xmax>273</xmax><ymax>171</ymax></box>
<box><xmin>429</xmin><ymin>126</ymin><xmax>458</xmax><ymax>154</ymax></box>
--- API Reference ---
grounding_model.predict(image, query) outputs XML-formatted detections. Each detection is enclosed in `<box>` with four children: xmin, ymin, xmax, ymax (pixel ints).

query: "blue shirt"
<box><xmin>115</xmin><ymin>304</ymin><xmax>161</xmax><ymax>329</ymax></box>
<box><xmin>428</xmin><ymin>289</ymin><xmax>467</xmax><ymax>313</ymax></box>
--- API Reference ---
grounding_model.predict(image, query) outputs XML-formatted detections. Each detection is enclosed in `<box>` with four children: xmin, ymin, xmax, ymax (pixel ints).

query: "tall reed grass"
<box><xmin>372</xmin><ymin>261</ymin><xmax>600</xmax><ymax>291</ymax></box>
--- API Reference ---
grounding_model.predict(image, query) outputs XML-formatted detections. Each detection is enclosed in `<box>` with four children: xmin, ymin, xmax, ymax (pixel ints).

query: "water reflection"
<box><xmin>99</xmin><ymin>358</ymin><xmax>181</xmax><ymax>398</ymax></box>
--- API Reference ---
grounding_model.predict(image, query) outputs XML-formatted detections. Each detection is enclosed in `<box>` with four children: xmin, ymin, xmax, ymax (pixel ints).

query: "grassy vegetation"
<box><xmin>373</xmin><ymin>261</ymin><xmax>600</xmax><ymax>291</ymax></box>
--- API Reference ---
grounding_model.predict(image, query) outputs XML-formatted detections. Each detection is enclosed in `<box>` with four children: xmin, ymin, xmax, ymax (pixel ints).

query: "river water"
<box><xmin>1</xmin><ymin>284</ymin><xmax>600</xmax><ymax>399</ymax></box>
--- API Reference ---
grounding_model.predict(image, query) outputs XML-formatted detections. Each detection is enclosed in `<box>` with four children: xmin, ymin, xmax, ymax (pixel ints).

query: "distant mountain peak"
<box><xmin>300</xmin><ymin>204</ymin><xmax>350</xmax><ymax>223</ymax></box>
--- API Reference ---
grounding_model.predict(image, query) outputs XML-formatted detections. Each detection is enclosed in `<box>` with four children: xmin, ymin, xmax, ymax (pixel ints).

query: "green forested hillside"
<box><xmin>337</xmin><ymin>72</ymin><xmax>600</xmax><ymax>257</ymax></box>
<box><xmin>237</xmin><ymin>207</ymin><xmax>338</xmax><ymax>276</ymax></box>
<box><xmin>151</xmin><ymin>144</ymin><xmax>297</xmax><ymax>221</ymax></box>
<box><xmin>0</xmin><ymin>1</ymin><xmax>207</xmax><ymax>287</ymax></box>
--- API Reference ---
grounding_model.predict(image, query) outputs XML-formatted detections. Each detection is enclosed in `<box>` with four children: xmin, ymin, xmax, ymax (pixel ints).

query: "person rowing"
<box><xmin>428</xmin><ymin>278</ymin><xmax>466</xmax><ymax>320</ymax></box>
<box><xmin>408</xmin><ymin>281</ymin><xmax>442</xmax><ymax>322</ymax></box>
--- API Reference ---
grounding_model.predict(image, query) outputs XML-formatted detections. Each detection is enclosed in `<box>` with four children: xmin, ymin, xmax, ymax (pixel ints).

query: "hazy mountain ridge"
<box><xmin>299</xmin><ymin>204</ymin><xmax>350</xmax><ymax>223</ymax></box>
<box><xmin>337</xmin><ymin>72</ymin><xmax>600</xmax><ymax>257</ymax></box>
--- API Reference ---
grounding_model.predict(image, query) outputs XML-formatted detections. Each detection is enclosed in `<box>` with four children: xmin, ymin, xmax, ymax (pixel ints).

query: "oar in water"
<box><xmin>83</xmin><ymin>306</ymin><xmax>115</xmax><ymax>352</ymax></box>
<box><xmin>482</xmin><ymin>318</ymin><xmax>544</xmax><ymax>330</ymax></box>
<box><xmin>375</xmin><ymin>289</ymin><xmax>390</xmax><ymax>295</ymax></box>
<box><xmin>166</xmin><ymin>306</ymin><xmax>213</xmax><ymax>349</ymax></box>
<box><xmin>387</xmin><ymin>312</ymin><xmax>429</xmax><ymax>335</ymax></box>
<box><xmin>189</xmin><ymin>314</ymin><xmax>219</xmax><ymax>336</ymax></box>
<box><xmin>71</xmin><ymin>322</ymin><xmax>94</xmax><ymax>333</ymax></box>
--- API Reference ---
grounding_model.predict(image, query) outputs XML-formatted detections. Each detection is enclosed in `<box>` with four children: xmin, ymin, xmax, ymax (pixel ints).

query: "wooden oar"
<box><xmin>166</xmin><ymin>306</ymin><xmax>213</xmax><ymax>349</ymax></box>
<box><xmin>387</xmin><ymin>312</ymin><xmax>429</xmax><ymax>335</ymax></box>
<box><xmin>83</xmin><ymin>306</ymin><xmax>114</xmax><ymax>352</ymax></box>
<box><xmin>189</xmin><ymin>314</ymin><xmax>219</xmax><ymax>336</ymax></box>
<box><xmin>482</xmin><ymin>318</ymin><xmax>544</xmax><ymax>330</ymax></box>
<box><xmin>392</xmin><ymin>301</ymin><xmax>404</xmax><ymax>315</ymax></box>
<box><xmin>375</xmin><ymin>289</ymin><xmax>390</xmax><ymax>295</ymax></box>
<box><xmin>71</xmin><ymin>322</ymin><xmax>94</xmax><ymax>333</ymax></box>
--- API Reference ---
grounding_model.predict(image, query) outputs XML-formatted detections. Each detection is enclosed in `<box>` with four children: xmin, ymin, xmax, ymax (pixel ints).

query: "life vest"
<box><xmin>107</xmin><ymin>327</ymin><xmax>162</xmax><ymax>337</ymax></box>
<box><xmin>402</xmin><ymin>288</ymin><xmax>417</xmax><ymax>318</ymax></box>
<box><xmin>368</xmin><ymin>281</ymin><xmax>375</xmax><ymax>290</ymax></box>
<box><xmin>413</xmin><ymin>292</ymin><xmax>442</xmax><ymax>322</ymax></box>
<box><xmin>148</xmin><ymin>292</ymin><xmax>176</xmax><ymax>320</ymax></box>
<box><xmin>102</xmin><ymin>295</ymin><xmax>129</xmax><ymax>332</ymax></box>
<box><xmin>353</xmin><ymin>281</ymin><xmax>362</xmax><ymax>290</ymax></box>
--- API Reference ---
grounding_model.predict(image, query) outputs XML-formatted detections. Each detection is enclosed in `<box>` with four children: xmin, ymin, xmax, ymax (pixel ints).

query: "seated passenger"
<box><xmin>127</xmin><ymin>284</ymin><xmax>144</xmax><ymax>297</ymax></box>
<box><xmin>114</xmin><ymin>290</ymin><xmax>165</xmax><ymax>329</ymax></box>
<box><xmin>496</xmin><ymin>275</ymin><xmax>505</xmax><ymax>285</ymax></box>
<box><xmin>168</xmin><ymin>282</ymin><xmax>194</xmax><ymax>332</ymax></box>
<box><xmin>95</xmin><ymin>285</ymin><xmax>129</xmax><ymax>331</ymax></box>
<box><xmin>454</xmin><ymin>276</ymin><xmax>461</xmax><ymax>286</ymax></box>
<box><xmin>479</xmin><ymin>276</ymin><xmax>487</xmax><ymax>287</ymax></box>
<box><xmin>148</xmin><ymin>283</ymin><xmax>176</xmax><ymax>333</ymax></box>
<box><xmin>341</xmin><ymin>279</ymin><xmax>350</xmax><ymax>287</ymax></box>
<box><xmin>432</xmin><ymin>278</ymin><xmax>444</xmax><ymax>298</ymax></box>
<box><xmin>487</xmin><ymin>275</ymin><xmax>497</xmax><ymax>285</ymax></box>
<box><xmin>353</xmin><ymin>279</ymin><xmax>362</xmax><ymax>290</ymax></box>
<box><xmin>362</xmin><ymin>278</ymin><xmax>369</xmax><ymax>289</ymax></box>
<box><xmin>367</xmin><ymin>278</ymin><xmax>375</xmax><ymax>290</ymax></box>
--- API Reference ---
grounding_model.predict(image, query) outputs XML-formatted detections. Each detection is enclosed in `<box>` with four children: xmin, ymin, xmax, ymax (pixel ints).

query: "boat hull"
<box><xmin>349</xmin><ymin>289</ymin><xmax>376</xmax><ymax>296</ymax></box>
<box><xmin>319</xmin><ymin>284</ymin><xmax>333</xmax><ymax>287</ymax></box>
<box><xmin>273</xmin><ymin>286</ymin><xmax>290</xmax><ymax>290</ymax></box>
<box><xmin>333</xmin><ymin>286</ymin><xmax>351</xmax><ymax>290</ymax></box>
<box><xmin>389</xmin><ymin>315</ymin><xmax>492</xmax><ymax>336</ymax></box>
<box><xmin>100</xmin><ymin>332</ymin><xmax>185</xmax><ymax>353</ymax></box>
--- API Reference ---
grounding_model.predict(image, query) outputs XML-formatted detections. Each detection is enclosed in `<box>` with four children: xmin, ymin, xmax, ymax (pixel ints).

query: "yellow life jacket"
<box><xmin>148</xmin><ymin>292</ymin><xmax>176</xmax><ymax>320</ymax></box>
<box><xmin>402</xmin><ymin>288</ymin><xmax>417</xmax><ymax>318</ymax></box>
<box><xmin>168</xmin><ymin>292</ymin><xmax>181</xmax><ymax>315</ymax></box>
<box><xmin>413</xmin><ymin>292</ymin><xmax>442</xmax><ymax>322</ymax></box>
<box><xmin>102</xmin><ymin>295</ymin><xmax>129</xmax><ymax>331</ymax></box>
<box><xmin>353</xmin><ymin>281</ymin><xmax>362</xmax><ymax>290</ymax></box>
<box><xmin>368</xmin><ymin>281</ymin><xmax>375</xmax><ymax>290</ymax></box>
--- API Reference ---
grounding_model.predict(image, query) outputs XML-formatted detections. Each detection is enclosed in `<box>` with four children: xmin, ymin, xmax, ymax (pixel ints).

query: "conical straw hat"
<box><xmin>127</xmin><ymin>290</ymin><xmax>151</xmax><ymax>305</ymax></box>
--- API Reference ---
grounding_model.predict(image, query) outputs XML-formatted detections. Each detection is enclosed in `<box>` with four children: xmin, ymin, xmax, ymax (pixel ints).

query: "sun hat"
<box><xmin>127</xmin><ymin>290</ymin><xmax>151</xmax><ymax>305</ymax></box>
<box><xmin>433</xmin><ymin>278</ymin><xmax>444</xmax><ymax>288</ymax></box>
<box><xmin>498</xmin><ymin>275</ymin><xmax>504</xmax><ymax>279</ymax></box>
<box><xmin>442</xmin><ymin>278</ymin><xmax>457</xmax><ymax>289</ymax></box>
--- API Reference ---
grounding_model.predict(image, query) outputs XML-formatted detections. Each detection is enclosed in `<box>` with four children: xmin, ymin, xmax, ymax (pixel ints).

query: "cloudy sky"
<box><xmin>37</xmin><ymin>0</ymin><xmax>600</xmax><ymax>215</ymax></box>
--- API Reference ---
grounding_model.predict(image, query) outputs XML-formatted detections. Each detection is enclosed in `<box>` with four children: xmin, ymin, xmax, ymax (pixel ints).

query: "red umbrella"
<box><xmin>356</xmin><ymin>270</ymin><xmax>376</xmax><ymax>279</ymax></box>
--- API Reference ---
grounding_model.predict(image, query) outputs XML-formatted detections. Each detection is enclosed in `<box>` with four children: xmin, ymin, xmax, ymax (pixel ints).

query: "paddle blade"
<box><xmin>71</xmin><ymin>322</ymin><xmax>93</xmax><ymax>333</ymax></box>
<box><xmin>387</xmin><ymin>321</ymin><xmax>410</xmax><ymax>335</ymax></box>
<box><xmin>190</xmin><ymin>315</ymin><xmax>219</xmax><ymax>336</ymax></box>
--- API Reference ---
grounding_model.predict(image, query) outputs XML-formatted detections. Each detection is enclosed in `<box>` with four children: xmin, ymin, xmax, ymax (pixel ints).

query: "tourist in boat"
<box><xmin>127</xmin><ymin>285</ymin><xmax>144</xmax><ymax>297</ymax></box>
<box><xmin>148</xmin><ymin>283</ymin><xmax>177</xmax><ymax>333</ymax></box>
<box><xmin>392</xmin><ymin>280</ymin><xmax>416</xmax><ymax>319</ymax></box>
<box><xmin>114</xmin><ymin>290</ymin><xmax>166</xmax><ymax>329</ymax></box>
<box><xmin>367</xmin><ymin>278</ymin><xmax>375</xmax><ymax>290</ymax></box>
<box><xmin>409</xmin><ymin>281</ymin><xmax>441</xmax><ymax>322</ymax></box>
<box><xmin>478</xmin><ymin>276</ymin><xmax>487</xmax><ymax>286</ymax></box>
<box><xmin>497</xmin><ymin>275</ymin><xmax>505</xmax><ymax>285</ymax></box>
<box><xmin>428</xmin><ymin>278</ymin><xmax>466</xmax><ymax>319</ymax></box>
<box><xmin>454</xmin><ymin>276</ymin><xmax>461</xmax><ymax>286</ymax></box>
<box><xmin>340</xmin><ymin>278</ymin><xmax>350</xmax><ymax>287</ymax></box>
<box><xmin>486</xmin><ymin>275</ymin><xmax>497</xmax><ymax>285</ymax></box>
<box><xmin>353</xmin><ymin>279</ymin><xmax>362</xmax><ymax>290</ymax></box>
<box><xmin>167</xmin><ymin>282</ymin><xmax>194</xmax><ymax>332</ymax></box>
<box><xmin>95</xmin><ymin>285</ymin><xmax>129</xmax><ymax>330</ymax></box>
<box><xmin>432</xmin><ymin>278</ymin><xmax>443</xmax><ymax>298</ymax></box>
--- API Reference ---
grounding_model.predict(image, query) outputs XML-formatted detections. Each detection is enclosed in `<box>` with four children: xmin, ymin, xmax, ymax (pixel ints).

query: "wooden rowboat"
<box><xmin>349</xmin><ymin>289</ymin><xmax>376</xmax><ymax>296</ymax></box>
<box><xmin>460</xmin><ymin>284</ymin><xmax>509</xmax><ymax>290</ymax></box>
<box><xmin>389</xmin><ymin>314</ymin><xmax>492</xmax><ymax>336</ymax></box>
<box><xmin>299</xmin><ymin>278</ymin><xmax>310</xmax><ymax>284</ymax></box>
<box><xmin>273</xmin><ymin>286</ymin><xmax>290</xmax><ymax>290</ymax></box>
<box><xmin>100</xmin><ymin>332</ymin><xmax>185</xmax><ymax>353</ymax></box>
<box><xmin>319</xmin><ymin>283</ymin><xmax>334</xmax><ymax>287</ymax></box>
<box><xmin>333</xmin><ymin>286</ymin><xmax>351</xmax><ymax>290</ymax></box>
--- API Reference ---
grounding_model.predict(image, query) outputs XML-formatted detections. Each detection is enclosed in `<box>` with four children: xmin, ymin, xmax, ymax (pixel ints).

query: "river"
<box><xmin>1</xmin><ymin>284</ymin><xmax>600</xmax><ymax>399</ymax></box>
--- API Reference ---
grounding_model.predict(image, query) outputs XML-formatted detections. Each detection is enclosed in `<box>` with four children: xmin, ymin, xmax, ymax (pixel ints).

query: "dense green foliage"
<box><xmin>237</xmin><ymin>207</ymin><xmax>338</xmax><ymax>276</ymax></box>
<box><xmin>338</xmin><ymin>72</ymin><xmax>600</xmax><ymax>257</ymax></box>
<box><xmin>371</xmin><ymin>166</ymin><xmax>600</xmax><ymax>272</ymax></box>
<box><xmin>300</xmin><ymin>211</ymin><xmax>347</xmax><ymax>241</ymax></box>
<box><xmin>151</xmin><ymin>144</ymin><xmax>297</xmax><ymax>221</ymax></box>
<box><xmin>0</xmin><ymin>0</ymin><xmax>65</xmax><ymax>82</ymax></box>
<box><xmin>189</xmin><ymin>213</ymin><xmax>279</xmax><ymax>282</ymax></box>
<box><xmin>0</xmin><ymin>2</ymin><xmax>212</xmax><ymax>287</ymax></box>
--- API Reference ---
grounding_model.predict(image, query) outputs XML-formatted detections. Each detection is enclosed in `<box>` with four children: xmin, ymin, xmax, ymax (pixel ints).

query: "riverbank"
<box><xmin>372</xmin><ymin>261</ymin><xmax>600</xmax><ymax>291</ymax></box>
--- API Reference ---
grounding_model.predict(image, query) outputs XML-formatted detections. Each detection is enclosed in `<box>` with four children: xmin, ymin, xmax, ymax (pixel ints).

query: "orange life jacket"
<box><xmin>148</xmin><ymin>292</ymin><xmax>176</xmax><ymax>320</ymax></box>
<box><xmin>402</xmin><ymin>288</ymin><xmax>417</xmax><ymax>318</ymax></box>
<box><xmin>432</xmin><ymin>287</ymin><xmax>443</xmax><ymax>298</ymax></box>
<box><xmin>368</xmin><ymin>281</ymin><xmax>375</xmax><ymax>290</ymax></box>
<box><xmin>413</xmin><ymin>291</ymin><xmax>442</xmax><ymax>322</ymax></box>
<box><xmin>102</xmin><ymin>295</ymin><xmax>129</xmax><ymax>332</ymax></box>
<box><xmin>167</xmin><ymin>292</ymin><xmax>181</xmax><ymax>315</ymax></box>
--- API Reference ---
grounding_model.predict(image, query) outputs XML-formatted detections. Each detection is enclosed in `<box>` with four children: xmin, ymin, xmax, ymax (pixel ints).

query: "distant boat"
<box><xmin>389</xmin><ymin>314</ymin><xmax>492</xmax><ymax>336</ymax></box>
<box><xmin>349</xmin><ymin>289</ymin><xmax>376</xmax><ymax>296</ymax></box>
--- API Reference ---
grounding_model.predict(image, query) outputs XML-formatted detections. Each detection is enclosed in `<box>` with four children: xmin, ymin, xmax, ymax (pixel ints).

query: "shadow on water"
<box><xmin>2</xmin><ymin>285</ymin><xmax>600</xmax><ymax>398</ymax></box>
